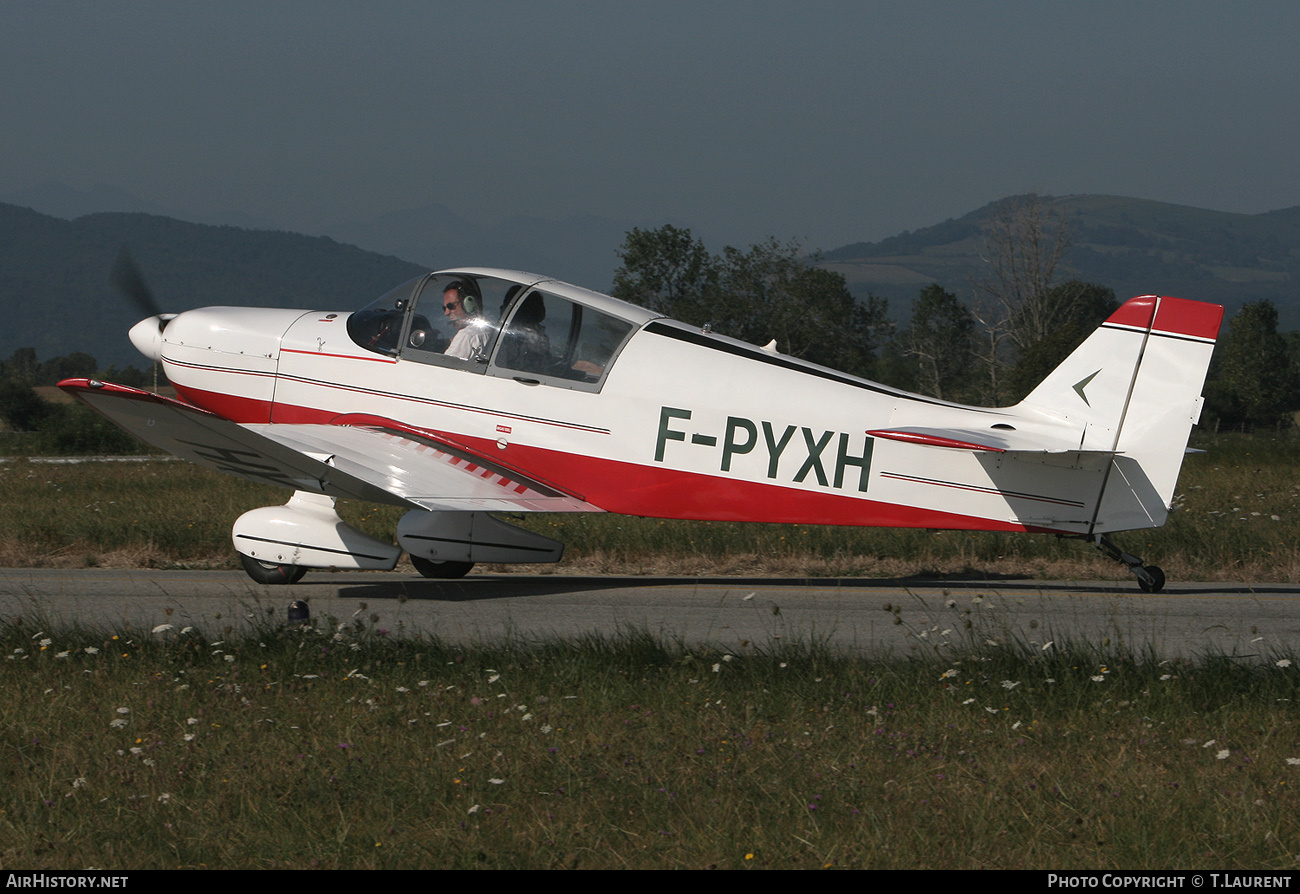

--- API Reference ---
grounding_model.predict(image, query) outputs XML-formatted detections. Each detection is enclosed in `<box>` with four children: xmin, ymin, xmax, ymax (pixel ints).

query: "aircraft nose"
<box><xmin>128</xmin><ymin>314</ymin><xmax>175</xmax><ymax>362</ymax></box>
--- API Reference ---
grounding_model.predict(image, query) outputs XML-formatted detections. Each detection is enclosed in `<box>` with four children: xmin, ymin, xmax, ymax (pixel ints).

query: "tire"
<box><xmin>410</xmin><ymin>556</ymin><xmax>474</xmax><ymax>579</ymax></box>
<box><xmin>239</xmin><ymin>552</ymin><xmax>308</xmax><ymax>585</ymax></box>
<box><xmin>1137</xmin><ymin>565</ymin><xmax>1165</xmax><ymax>593</ymax></box>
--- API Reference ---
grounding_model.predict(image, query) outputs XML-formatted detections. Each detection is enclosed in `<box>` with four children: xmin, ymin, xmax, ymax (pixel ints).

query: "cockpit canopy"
<box><xmin>347</xmin><ymin>271</ymin><xmax>647</xmax><ymax>391</ymax></box>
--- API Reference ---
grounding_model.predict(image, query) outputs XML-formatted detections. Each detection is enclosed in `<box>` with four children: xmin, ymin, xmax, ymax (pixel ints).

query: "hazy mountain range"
<box><xmin>823</xmin><ymin>193</ymin><xmax>1300</xmax><ymax>330</ymax></box>
<box><xmin>1</xmin><ymin>185</ymin><xmax>1296</xmax><ymax>368</ymax></box>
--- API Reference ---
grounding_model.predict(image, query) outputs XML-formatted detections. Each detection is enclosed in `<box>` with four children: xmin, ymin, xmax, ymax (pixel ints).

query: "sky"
<box><xmin>3</xmin><ymin>1</ymin><xmax>1299</xmax><ymax>252</ymax></box>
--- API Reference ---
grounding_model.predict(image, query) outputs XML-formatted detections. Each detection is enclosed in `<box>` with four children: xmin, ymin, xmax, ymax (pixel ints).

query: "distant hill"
<box><xmin>0</xmin><ymin>203</ymin><xmax>425</xmax><ymax>367</ymax></box>
<box><xmin>822</xmin><ymin>195</ymin><xmax>1300</xmax><ymax>329</ymax></box>
<box><xmin>5</xmin><ymin>192</ymin><xmax>1298</xmax><ymax>370</ymax></box>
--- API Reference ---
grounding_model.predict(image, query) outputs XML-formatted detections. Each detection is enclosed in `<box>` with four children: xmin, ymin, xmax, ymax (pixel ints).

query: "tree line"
<box><xmin>0</xmin><ymin>348</ymin><xmax>155</xmax><ymax>453</ymax></box>
<box><xmin>613</xmin><ymin>199</ymin><xmax>1298</xmax><ymax>430</ymax></box>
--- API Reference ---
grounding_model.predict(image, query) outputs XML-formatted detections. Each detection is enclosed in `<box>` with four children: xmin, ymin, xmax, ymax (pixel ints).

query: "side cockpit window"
<box><xmin>348</xmin><ymin>274</ymin><xmax>517</xmax><ymax>372</ymax></box>
<box><xmin>401</xmin><ymin>276</ymin><xmax>502</xmax><ymax>370</ymax></box>
<box><xmin>489</xmin><ymin>289</ymin><xmax>634</xmax><ymax>391</ymax></box>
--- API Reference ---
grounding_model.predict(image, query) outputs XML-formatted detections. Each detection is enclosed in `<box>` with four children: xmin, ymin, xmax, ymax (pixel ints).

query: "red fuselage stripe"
<box><xmin>169</xmin><ymin>387</ymin><xmax>1060</xmax><ymax>533</ymax></box>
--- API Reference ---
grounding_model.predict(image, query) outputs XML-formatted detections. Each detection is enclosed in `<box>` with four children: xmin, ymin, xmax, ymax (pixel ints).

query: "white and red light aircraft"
<box><xmin>61</xmin><ymin>265</ymin><xmax>1222</xmax><ymax>591</ymax></box>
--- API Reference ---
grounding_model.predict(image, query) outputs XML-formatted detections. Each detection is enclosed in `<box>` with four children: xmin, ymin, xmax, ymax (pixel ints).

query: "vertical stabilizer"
<box><xmin>1017</xmin><ymin>296</ymin><xmax>1222</xmax><ymax>532</ymax></box>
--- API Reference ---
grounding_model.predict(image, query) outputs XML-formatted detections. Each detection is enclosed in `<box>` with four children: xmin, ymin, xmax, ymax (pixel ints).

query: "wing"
<box><xmin>59</xmin><ymin>379</ymin><xmax>598</xmax><ymax>513</ymax></box>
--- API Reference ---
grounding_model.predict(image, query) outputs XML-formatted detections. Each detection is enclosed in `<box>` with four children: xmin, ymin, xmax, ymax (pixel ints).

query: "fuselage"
<box><xmin>140</xmin><ymin>268</ymin><xmax>1178</xmax><ymax>535</ymax></box>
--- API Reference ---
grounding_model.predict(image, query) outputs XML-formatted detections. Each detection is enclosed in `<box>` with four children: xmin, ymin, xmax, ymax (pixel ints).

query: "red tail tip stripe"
<box><xmin>1106</xmin><ymin>295</ymin><xmax>1222</xmax><ymax>341</ymax></box>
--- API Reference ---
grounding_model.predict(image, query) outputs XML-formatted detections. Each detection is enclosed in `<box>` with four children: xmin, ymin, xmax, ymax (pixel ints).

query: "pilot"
<box><xmin>442</xmin><ymin>282</ymin><xmax>491</xmax><ymax>360</ymax></box>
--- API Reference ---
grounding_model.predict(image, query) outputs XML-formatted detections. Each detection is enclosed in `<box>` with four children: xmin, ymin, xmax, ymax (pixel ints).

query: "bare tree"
<box><xmin>974</xmin><ymin>193</ymin><xmax>1074</xmax><ymax>352</ymax></box>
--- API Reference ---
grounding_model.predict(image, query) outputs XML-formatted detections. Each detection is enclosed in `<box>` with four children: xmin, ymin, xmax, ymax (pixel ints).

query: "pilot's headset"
<box><xmin>446</xmin><ymin>281</ymin><xmax>480</xmax><ymax>315</ymax></box>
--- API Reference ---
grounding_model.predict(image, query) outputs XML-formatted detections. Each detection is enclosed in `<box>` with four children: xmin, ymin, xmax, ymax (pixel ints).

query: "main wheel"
<box><xmin>239</xmin><ymin>553</ymin><xmax>308</xmax><ymax>585</ymax></box>
<box><xmin>410</xmin><ymin>556</ymin><xmax>474</xmax><ymax>579</ymax></box>
<box><xmin>1137</xmin><ymin>565</ymin><xmax>1165</xmax><ymax>593</ymax></box>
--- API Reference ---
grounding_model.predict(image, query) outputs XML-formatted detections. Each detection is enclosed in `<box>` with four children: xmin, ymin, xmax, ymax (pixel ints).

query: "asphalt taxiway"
<box><xmin>1</xmin><ymin>569</ymin><xmax>1297</xmax><ymax>658</ymax></box>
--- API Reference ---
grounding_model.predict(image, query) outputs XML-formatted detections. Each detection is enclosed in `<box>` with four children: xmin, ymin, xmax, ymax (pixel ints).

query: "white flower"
<box><xmin>110</xmin><ymin>719</ymin><xmax>128</xmax><ymax>729</ymax></box>
<box><xmin>1203</xmin><ymin>740</ymin><xmax>1216</xmax><ymax>748</ymax></box>
<box><xmin>1041</xmin><ymin>641</ymin><xmax>1054</xmax><ymax>651</ymax></box>
<box><xmin>962</xmin><ymin>698</ymin><xmax>975</xmax><ymax>705</ymax></box>
<box><xmin>1216</xmin><ymin>749</ymin><xmax>1230</xmax><ymax>760</ymax></box>
<box><xmin>721</xmin><ymin>654</ymin><xmax>734</xmax><ymax>662</ymax></box>
<box><xmin>712</xmin><ymin>663</ymin><xmax>721</xmax><ymax>673</ymax></box>
<box><xmin>84</xmin><ymin>647</ymin><xmax>99</xmax><ymax>655</ymax></box>
<box><xmin>38</xmin><ymin>638</ymin><xmax>52</xmax><ymax>647</ymax></box>
<box><xmin>940</xmin><ymin>669</ymin><xmax>958</xmax><ymax>679</ymax></box>
<box><xmin>487</xmin><ymin>674</ymin><xmax>501</xmax><ymax>683</ymax></box>
<box><xmin>488</xmin><ymin>778</ymin><xmax>505</xmax><ymax>785</ymax></box>
<box><xmin>117</xmin><ymin>707</ymin><xmax>130</xmax><ymax>714</ymax></box>
<box><xmin>187</xmin><ymin>717</ymin><xmax>199</xmax><ymax>725</ymax></box>
<box><xmin>55</xmin><ymin>651</ymin><xmax>70</xmax><ymax>659</ymax></box>
<box><xmin>151</xmin><ymin>624</ymin><xmax>174</xmax><ymax>634</ymax></box>
<box><xmin>1277</xmin><ymin>659</ymin><xmax>1292</xmax><ymax>668</ymax></box>
<box><xmin>224</xmin><ymin>654</ymin><xmax>236</xmax><ymax>662</ymax></box>
<box><xmin>467</xmin><ymin>804</ymin><xmax>480</xmax><ymax>814</ymax></box>
<box><xmin>1001</xmin><ymin>680</ymin><xmax>1020</xmax><ymax>690</ymax></box>
<box><xmin>157</xmin><ymin>793</ymin><xmax>171</xmax><ymax>802</ymax></box>
<box><xmin>72</xmin><ymin>777</ymin><xmax>87</xmax><ymax>789</ymax></box>
<box><xmin>985</xmin><ymin>707</ymin><xmax>999</xmax><ymax>714</ymax></box>
<box><xmin>1286</xmin><ymin>758</ymin><xmax>1300</xmax><ymax>766</ymax></box>
<box><xmin>183</xmin><ymin>734</ymin><xmax>195</xmax><ymax>742</ymax></box>
<box><xmin>1091</xmin><ymin>675</ymin><xmax>1106</xmax><ymax>682</ymax></box>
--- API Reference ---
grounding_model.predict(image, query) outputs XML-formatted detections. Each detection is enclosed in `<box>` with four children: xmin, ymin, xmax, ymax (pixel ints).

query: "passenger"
<box><xmin>442</xmin><ymin>282</ymin><xmax>491</xmax><ymax>360</ymax></box>
<box><xmin>496</xmin><ymin>292</ymin><xmax>552</xmax><ymax>373</ymax></box>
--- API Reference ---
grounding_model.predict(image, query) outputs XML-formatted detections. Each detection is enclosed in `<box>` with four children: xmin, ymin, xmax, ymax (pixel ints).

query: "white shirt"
<box><xmin>445</xmin><ymin>319</ymin><xmax>491</xmax><ymax>360</ymax></box>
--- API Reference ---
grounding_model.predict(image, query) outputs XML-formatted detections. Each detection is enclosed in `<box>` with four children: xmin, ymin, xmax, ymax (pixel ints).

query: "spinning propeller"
<box><xmin>112</xmin><ymin>247</ymin><xmax>173</xmax><ymax>362</ymax></box>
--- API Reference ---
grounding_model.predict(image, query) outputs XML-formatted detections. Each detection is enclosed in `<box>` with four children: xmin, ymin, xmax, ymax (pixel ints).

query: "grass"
<box><xmin>0</xmin><ymin>431</ymin><xmax>1296</xmax><ymax>581</ymax></box>
<box><xmin>2</xmin><ymin>611</ymin><xmax>1298</xmax><ymax>869</ymax></box>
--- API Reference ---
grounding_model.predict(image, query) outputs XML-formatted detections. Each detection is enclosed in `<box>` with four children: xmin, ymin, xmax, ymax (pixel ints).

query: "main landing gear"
<box><xmin>236</xmin><ymin>553</ymin><xmax>473</xmax><ymax>584</ymax></box>
<box><xmin>231</xmin><ymin>493</ymin><xmax>561</xmax><ymax>585</ymax></box>
<box><xmin>1094</xmin><ymin>534</ymin><xmax>1166</xmax><ymax>593</ymax></box>
<box><xmin>238</xmin><ymin>553</ymin><xmax>308</xmax><ymax>585</ymax></box>
<box><xmin>409</xmin><ymin>557</ymin><xmax>475</xmax><ymax>579</ymax></box>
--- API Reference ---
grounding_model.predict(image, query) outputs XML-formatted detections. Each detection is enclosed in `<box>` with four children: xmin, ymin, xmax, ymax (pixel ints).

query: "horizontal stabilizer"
<box><xmin>868</xmin><ymin>426</ymin><xmax>1113</xmax><ymax>455</ymax></box>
